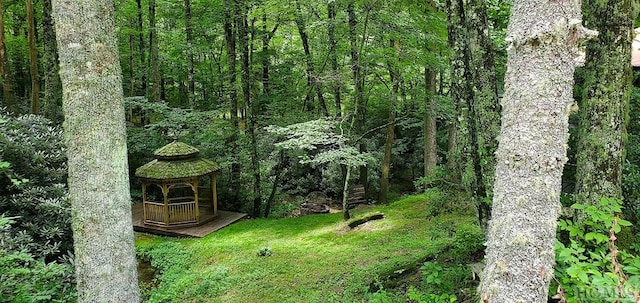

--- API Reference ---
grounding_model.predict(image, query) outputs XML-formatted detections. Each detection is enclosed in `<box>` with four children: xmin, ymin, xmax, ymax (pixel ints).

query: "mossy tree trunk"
<box><xmin>328</xmin><ymin>1</ymin><xmax>341</xmax><ymax>117</ymax></box>
<box><xmin>467</xmin><ymin>0</ymin><xmax>500</xmax><ymax>211</ymax></box>
<box><xmin>294</xmin><ymin>0</ymin><xmax>328</xmax><ymax>116</ymax></box>
<box><xmin>185</xmin><ymin>0</ymin><xmax>195</xmax><ymax>108</ymax></box>
<box><xmin>424</xmin><ymin>68</ymin><xmax>437</xmax><ymax>178</ymax></box>
<box><xmin>379</xmin><ymin>39</ymin><xmax>400</xmax><ymax>204</ymax></box>
<box><xmin>52</xmin><ymin>0</ymin><xmax>141</xmax><ymax>301</ymax></box>
<box><xmin>149</xmin><ymin>0</ymin><xmax>160</xmax><ymax>102</ymax></box>
<box><xmin>479</xmin><ymin>0</ymin><xmax>594</xmax><ymax>300</ymax></box>
<box><xmin>447</xmin><ymin>0</ymin><xmax>499</xmax><ymax>229</ymax></box>
<box><xmin>26</xmin><ymin>0</ymin><xmax>39</xmax><ymax>115</ymax></box>
<box><xmin>0</xmin><ymin>0</ymin><xmax>16</xmax><ymax>114</ymax></box>
<box><xmin>574</xmin><ymin>0</ymin><xmax>632</xmax><ymax>213</ymax></box>
<box><xmin>42</xmin><ymin>0</ymin><xmax>62</xmax><ymax>121</ymax></box>
<box><xmin>224</xmin><ymin>0</ymin><xmax>241</xmax><ymax>208</ymax></box>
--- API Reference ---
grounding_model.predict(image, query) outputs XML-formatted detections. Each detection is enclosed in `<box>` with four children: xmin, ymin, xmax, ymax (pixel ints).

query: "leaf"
<box><xmin>571</xmin><ymin>203</ymin><xmax>585</xmax><ymax>210</ymax></box>
<box><xmin>618</xmin><ymin>219</ymin><xmax>633</xmax><ymax>227</ymax></box>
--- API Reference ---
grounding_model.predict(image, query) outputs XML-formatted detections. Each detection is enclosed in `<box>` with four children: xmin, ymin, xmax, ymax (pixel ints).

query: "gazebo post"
<box><xmin>211</xmin><ymin>173</ymin><xmax>217</xmax><ymax>216</ymax></box>
<box><xmin>194</xmin><ymin>178</ymin><xmax>199</xmax><ymax>221</ymax></box>
<box><xmin>142</xmin><ymin>181</ymin><xmax>147</xmax><ymax>222</ymax></box>
<box><xmin>162</xmin><ymin>182</ymin><xmax>169</xmax><ymax>226</ymax></box>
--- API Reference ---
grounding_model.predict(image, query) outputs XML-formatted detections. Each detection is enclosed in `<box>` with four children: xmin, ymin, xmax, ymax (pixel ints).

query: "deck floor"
<box><xmin>132</xmin><ymin>203</ymin><xmax>247</xmax><ymax>237</ymax></box>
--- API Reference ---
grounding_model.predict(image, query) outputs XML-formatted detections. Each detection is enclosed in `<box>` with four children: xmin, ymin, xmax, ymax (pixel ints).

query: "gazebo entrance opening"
<box><xmin>136</xmin><ymin>142</ymin><xmax>219</xmax><ymax>228</ymax></box>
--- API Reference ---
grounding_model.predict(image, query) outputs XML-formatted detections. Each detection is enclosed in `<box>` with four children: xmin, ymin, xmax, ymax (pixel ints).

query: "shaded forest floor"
<box><xmin>135</xmin><ymin>189</ymin><xmax>483</xmax><ymax>302</ymax></box>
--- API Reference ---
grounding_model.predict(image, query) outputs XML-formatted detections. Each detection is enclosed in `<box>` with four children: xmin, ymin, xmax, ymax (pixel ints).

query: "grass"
<box><xmin>135</xmin><ymin>189</ymin><xmax>479</xmax><ymax>303</ymax></box>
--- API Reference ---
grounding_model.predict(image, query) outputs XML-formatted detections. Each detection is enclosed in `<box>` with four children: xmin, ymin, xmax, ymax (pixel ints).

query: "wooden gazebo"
<box><xmin>135</xmin><ymin>141</ymin><xmax>219</xmax><ymax>228</ymax></box>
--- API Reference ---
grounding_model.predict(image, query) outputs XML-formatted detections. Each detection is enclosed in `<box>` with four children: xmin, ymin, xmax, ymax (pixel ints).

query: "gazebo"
<box><xmin>135</xmin><ymin>141</ymin><xmax>219</xmax><ymax>228</ymax></box>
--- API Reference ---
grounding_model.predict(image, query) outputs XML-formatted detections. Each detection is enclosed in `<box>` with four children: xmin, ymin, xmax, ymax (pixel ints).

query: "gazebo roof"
<box><xmin>154</xmin><ymin>141</ymin><xmax>200</xmax><ymax>160</ymax></box>
<box><xmin>135</xmin><ymin>142</ymin><xmax>219</xmax><ymax>181</ymax></box>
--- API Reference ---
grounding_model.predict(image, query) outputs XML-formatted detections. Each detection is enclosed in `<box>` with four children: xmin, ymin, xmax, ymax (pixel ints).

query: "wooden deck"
<box><xmin>131</xmin><ymin>203</ymin><xmax>247</xmax><ymax>237</ymax></box>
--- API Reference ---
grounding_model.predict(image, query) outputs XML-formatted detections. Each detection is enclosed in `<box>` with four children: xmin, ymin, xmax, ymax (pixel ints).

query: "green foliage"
<box><xmin>555</xmin><ymin>198</ymin><xmax>640</xmax><ymax>302</ymax></box>
<box><xmin>414</xmin><ymin>166</ymin><xmax>449</xmax><ymax>192</ymax></box>
<box><xmin>0</xmin><ymin>216</ymin><xmax>76</xmax><ymax>303</ymax></box>
<box><xmin>137</xmin><ymin>241</ymin><xmax>229</xmax><ymax>303</ymax></box>
<box><xmin>0</xmin><ymin>112</ymin><xmax>71</xmax><ymax>262</ymax></box>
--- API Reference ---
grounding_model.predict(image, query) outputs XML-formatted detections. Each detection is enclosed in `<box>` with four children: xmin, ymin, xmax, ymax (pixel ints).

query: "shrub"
<box><xmin>0</xmin><ymin>113</ymin><xmax>71</xmax><ymax>262</ymax></box>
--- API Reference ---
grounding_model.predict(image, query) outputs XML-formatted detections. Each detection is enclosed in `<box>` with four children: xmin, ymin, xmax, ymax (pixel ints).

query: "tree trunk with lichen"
<box><xmin>467</xmin><ymin>0</ymin><xmax>500</xmax><ymax>208</ymax></box>
<box><xmin>52</xmin><ymin>0</ymin><xmax>140</xmax><ymax>301</ymax></box>
<box><xmin>26</xmin><ymin>0</ymin><xmax>39</xmax><ymax>115</ymax></box>
<box><xmin>424</xmin><ymin>68</ymin><xmax>437</xmax><ymax>178</ymax></box>
<box><xmin>0</xmin><ymin>0</ymin><xmax>15</xmax><ymax>114</ymax></box>
<box><xmin>479</xmin><ymin>0</ymin><xmax>594</xmax><ymax>301</ymax></box>
<box><xmin>574</xmin><ymin>0</ymin><xmax>632</xmax><ymax>215</ymax></box>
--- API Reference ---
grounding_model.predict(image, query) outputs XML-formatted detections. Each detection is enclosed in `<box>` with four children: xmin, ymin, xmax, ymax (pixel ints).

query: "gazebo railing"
<box><xmin>144</xmin><ymin>200</ymin><xmax>198</xmax><ymax>226</ymax></box>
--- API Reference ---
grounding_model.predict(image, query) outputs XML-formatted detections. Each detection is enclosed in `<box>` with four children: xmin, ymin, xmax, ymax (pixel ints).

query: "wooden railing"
<box><xmin>144</xmin><ymin>200</ymin><xmax>198</xmax><ymax>226</ymax></box>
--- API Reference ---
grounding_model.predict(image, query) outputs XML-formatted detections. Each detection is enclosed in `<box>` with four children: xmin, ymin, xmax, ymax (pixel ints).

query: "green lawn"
<box><xmin>135</xmin><ymin>190</ymin><xmax>480</xmax><ymax>303</ymax></box>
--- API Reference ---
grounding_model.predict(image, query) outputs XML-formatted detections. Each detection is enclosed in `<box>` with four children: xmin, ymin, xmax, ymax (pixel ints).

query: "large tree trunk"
<box><xmin>424</xmin><ymin>68</ymin><xmax>437</xmax><ymax>177</ymax></box>
<box><xmin>185</xmin><ymin>0</ymin><xmax>195</xmax><ymax>108</ymax></box>
<box><xmin>574</xmin><ymin>0</ymin><xmax>632</xmax><ymax>213</ymax></box>
<box><xmin>327</xmin><ymin>1</ymin><xmax>341</xmax><ymax>117</ymax></box>
<box><xmin>52</xmin><ymin>0</ymin><xmax>141</xmax><ymax>301</ymax></box>
<box><xmin>0</xmin><ymin>0</ymin><xmax>16</xmax><ymax>114</ymax></box>
<box><xmin>479</xmin><ymin>0</ymin><xmax>594</xmax><ymax>300</ymax></box>
<box><xmin>26</xmin><ymin>0</ymin><xmax>39</xmax><ymax>115</ymax></box>
<box><xmin>149</xmin><ymin>0</ymin><xmax>160</xmax><ymax>102</ymax></box>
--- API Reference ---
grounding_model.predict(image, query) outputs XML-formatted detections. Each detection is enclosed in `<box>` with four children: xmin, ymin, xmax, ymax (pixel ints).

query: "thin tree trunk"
<box><xmin>42</xmin><ymin>0</ymin><xmax>61</xmax><ymax>120</ymax></box>
<box><xmin>136</xmin><ymin>0</ymin><xmax>146</xmax><ymax>94</ymax></box>
<box><xmin>479</xmin><ymin>0</ymin><xmax>594</xmax><ymax>300</ymax></box>
<box><xmin>294</xmin><ymin>0</ymin><xmax>328</xmax><ymax>116</ymax></box>
<box><xmin>52</xmin><ymin>0</ymin><xmax>141</xmax><ymax>301</ymax></box>
<box><xmin>224</xmin><ymin>0</ymin><xmax>240</xmax><ymax>208</ymax></box>
<box><xmin>574</xmin><ymin>0</ymin><xmax>632</xmax><ymax>214</ymax></box>
<box><xmin>424</xmin><ymin>68</ymin><xmax>437</xmax><ymax>177</ymax></box>
<box><xmin>447</xmin><ymin>0</ymin><xmax>488</xmax><ymax>227</ymax></box>
<box><xmin>129</xmin><ymin>22</ymin><xmax>135</xmax><ymax>97</ymax></box>
<box><xmin>264</xmin><ymin>150</ymin><xmax>285</xmax><ymax>218</ymax></box>
<box><xmin>328</xmin><ymin>1</ymin><xmax>341</xmax><ymax>117</ymax></box>
<box><xmin>342</xmin><ymin>165</ymin><xmax>352</xmax><ymax>221</ymax></box>
<box><xmin>149</xmin><ymin>0</ymin><xmax>160</xmax><ymax>102</ymax></box>
<box><xmin>467</xmin><ymin>0</ymin><xmax>501</xmax><ymax>210</ymax></box>
<box><xmin>446</xmin><ymin>122</ymin><xmax>457</xmax><ymax>175</ymax></box>
<box><xmin>347</xmin><ymin>1</ymin><xmax>368</xmax><ymax>197</ymax></box>
<box><xmin>27</xmin><ymin>0</ymin><xmax>39</xmax><ymax>114</ymax></box>
<box><xmin>237</xmin><ymin>1</ymin><xmax>262</xmax><ymax>218</ymax></box>
<box><xmin>0</xmin><ymin>0</ymin><xmax>16</xmax><ymax>114</ymax></box>
<box><xmin>185</xmin><ymin>0</ymin><xmax>195</xmax><ymax>108</ymax></box>
<box><xmin>379</xmin><ymin>39</ymin><xmax>400</xmax><ymax>204</ymax></box>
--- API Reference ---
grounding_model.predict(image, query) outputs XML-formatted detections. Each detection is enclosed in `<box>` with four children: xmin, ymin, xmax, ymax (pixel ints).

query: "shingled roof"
<box><xmin>135</xmin><ymin>142</ymin><xmax>219</xmax><ymax>180</ymax></box>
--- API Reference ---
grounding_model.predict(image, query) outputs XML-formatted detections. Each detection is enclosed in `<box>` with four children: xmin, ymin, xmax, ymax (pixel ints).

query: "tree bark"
<box><xmin>479</xmin><ymin>0</ymin><xmax>594</xmax><ymax>300</ymax></box>
<box><xmin>379</xmin><ymin>40</ymin><xmax>400</xmax><ymax>204</ymax></box>
<box><xmin>467</xmin><ymin>0</ymin><xmax>501</xmax><ymax>204</ymax></box>
<box><xmin>327</xmin><ymin>1</ymin><xmax>341</xmax><ymax>117</ymax></box>
<box><xmin>185</xmin><ymin>0</ymin><xmax>195</xmax><ymax>108</ymax></box>
<box><xmin>347</xmin><ymin>1</ymin><xmax>368</xmax><ymax>197</ymax></box>
<box><xmin>574</xmin><ymin>0</ymin><xmax>632</xmax><ymax>213</ymax></box>
<box><xmin>42</xmin><ymin>0</ymin><xmax>62</xmax><ymax>121</ymax></box>
<box><xmin>424</xmin><ymin>68</ymin><xmax>437</xmax><ymax>177</ymax></box>
<box><xmin>294</xmin><ymin>0</ymin><xmax>328</xmax><ymax>116</ymax></box>
<box><xmin>52</xmin><ymin>0</ymin><xmax>140</xmax><ymax>301</ymax></box>
<box><xmin>0</xmin><ymin>0</ymin><xmax>16</xmax><ymax>114</ymax></box>
<box><xmin>136</xmin><ymin>0</ymin><xmax>146</xmax><ymax>94</ymax></box>
<box><xmin>27</xmin><ymin>0</ymin><xmax>40</xmax><ymax>114</ymax></box>
<box><xmin>224</xmin><ymin>0</ymin><xmax>240</xmax><ymax>208</ymax></box>
<box><xmin>236</xmin><ymin>2</ymin><xmax>262</xmax><ymax>218</ymax></box>
<box><xmin>149</xmin><ymin>0</ymin><xmax>160</xmax><ymax>102</ymax></box>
